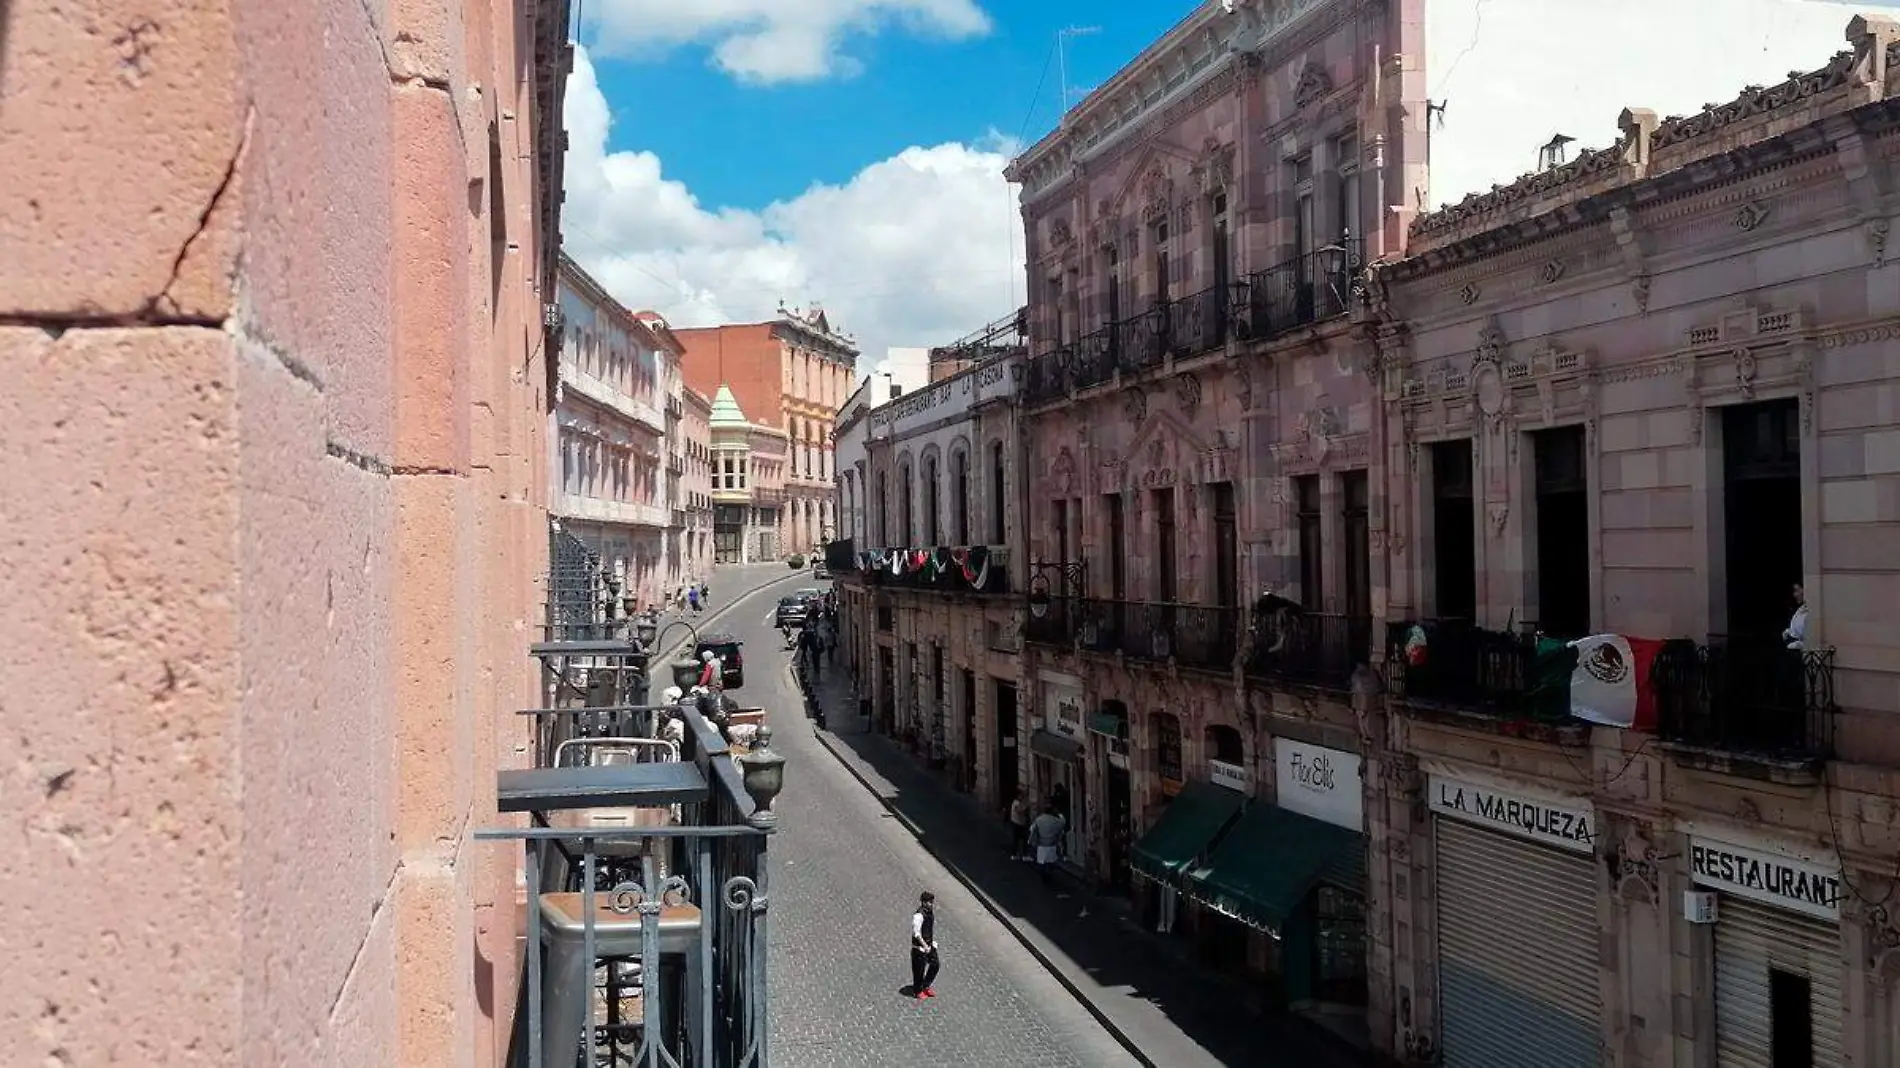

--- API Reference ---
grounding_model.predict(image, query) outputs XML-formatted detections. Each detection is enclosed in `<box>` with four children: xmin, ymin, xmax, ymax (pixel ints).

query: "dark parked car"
<box><xmin>693</xmin><ymin>633</ymin><xmax>745</xmax><ymax>689</ymax></box>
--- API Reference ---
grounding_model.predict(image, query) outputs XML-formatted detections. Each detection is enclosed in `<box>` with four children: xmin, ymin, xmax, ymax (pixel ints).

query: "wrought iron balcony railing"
<box><xmin>1165</xmin><ymin>285</ymin><xmax>1232</xmax><ymax>358</ymax></box>
<box><xmin>1243</xmin><ymin>609</ymin><xmax>1373</xmax><ymax>689</ymax></box>
<box><xmin>1382</xmin><ymin>620</ymin><xmax>1566</xmax><ymax>720</ymax></box>
<box><xmin>1653</xmin><ymin>635</ymin><xmax>1837</xmax><ymax>760</ymax></box>
<box><xmin>1238</xmin><ymin>239</ymin><xmax>1363</xmax><ymax>343</ymax></box>
<box><xmin>852</xmin><ymin>545</ymin><xmax>1011</xmax><ymax>595</ymax></box>
<box><xmin>1072</xmin><ymin>599</ymin><xmax>1240</xmax><ymax>672</ymax></box>
<box><xmin>1023</xmin><ymin>346</ymin><xmax>1070</xmax><ymax>406</ymax></box>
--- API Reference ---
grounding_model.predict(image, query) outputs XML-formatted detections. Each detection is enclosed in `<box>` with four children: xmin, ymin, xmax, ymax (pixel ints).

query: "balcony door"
<box><xmin>1211</xmin><ymin>482</ymin><xmax>1238</xmax><ymax>608</ymax></box>
<box><xmin>1431</xmin><ymin>440</ymin><xmax>1477</xmax><ymax>621</ymax></box>
<box><xmin>1533</xmin><ymin>426</ymin><xmax>1590</xmax><ymax>638</ymax></box>
<box><xmin>1722</xmin><ymin>400</ymin><xmax>1802</xmax><ymax>640</ymax></box>
<box><xmin>1341</xmin><ymin>471</ymin><xmax>1371</xmax><ymax>660</ymax></box>
<box><xmin>1107</xmin><ymin>493</ymin><xmax>1127</xmax><ymax>601</ymax></box>
<box><xmin>1296</xmin><ymin>475</ymin><xmax>1323</xmax><ymax>609</ymax></box>
<box><xmin>1154</xmin><ymin>488</ymin><xmax>1177</xmax><ymax>602</ymax></box>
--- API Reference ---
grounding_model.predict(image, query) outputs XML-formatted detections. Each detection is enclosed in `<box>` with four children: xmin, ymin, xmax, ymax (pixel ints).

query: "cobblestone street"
<box><xmin>660</xmin><ymin>575</ymin><xmax>1139</xmax><ymax>1068</ymax></box>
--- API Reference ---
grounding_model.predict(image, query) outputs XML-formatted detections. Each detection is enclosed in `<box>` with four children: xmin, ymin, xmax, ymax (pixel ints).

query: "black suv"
<box><xmin>692</xmin><ymin>634</ymin><xmax>745</xmax><ymax>689</ymax></box>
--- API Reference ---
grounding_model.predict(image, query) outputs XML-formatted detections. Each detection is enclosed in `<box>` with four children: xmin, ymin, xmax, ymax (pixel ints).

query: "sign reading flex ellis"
<box><xmin>1428</xmin><ymin>776</ymin><xmax>1596</xmax><ymax>854</ymax></box>
<box><xmin>1274</xmin><ymin>739</ymin><xmax>1363</xmax><ymax>831</ymax></box>
<box><xmin>1689</xmin><ymin>837</ymin><xmax>1843</xmax><ymax>921</ymax></box>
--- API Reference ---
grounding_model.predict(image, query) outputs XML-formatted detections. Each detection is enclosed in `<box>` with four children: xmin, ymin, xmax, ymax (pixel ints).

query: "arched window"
<box><xmin>989</xmin><ymin>440</ymin><xmax>1007</xmax><ymax>545</ymax></box>
<box><xmin>899</xmin><ymin>463</ymin><xmax>915</xmax><ymax>544</ymax></box>
<box><xmin>1153</xmin><ymin>712</ymin><xmax>1183</xmax><ymax>786</ymax></box>
<box><xmin>923</xmin><ymin>455</ymin><xmax>940</xmax><ymax>544</ymax></box>
<box><xmin>952</xmin><ymin>449</ymin><xmax>970</xmax><ymax>545</ymax></box>
<box><xmin>1205</xmin><ymin>724</ymin><xmax>1244</xmax><ymax>765</ymax></box>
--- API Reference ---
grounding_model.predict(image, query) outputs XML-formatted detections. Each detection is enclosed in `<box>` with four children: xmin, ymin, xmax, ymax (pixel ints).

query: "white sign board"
<box><xmin>1209</xmin><ymin>759</ymin><xmax>1251</xmax><ymax>793</ymax></box>
<box><xmin>1045</xmin><ymin>685</ymin><xmax>1083</xmax><ymax>739</ymax></box>
<box><xmin>1690</xmin><ymin>836</ymin><xmax>1843</xmax><ymax>922</ymax></box>
<box><xmin>1428</xmin><ymin>775</ymin><xmax>1596</xmax><ymax>854</ymax></box>
<box><xmin>1273</xmin><ymin>739</ymin><xmax>1364</xmax><ymax>831</ymax></box>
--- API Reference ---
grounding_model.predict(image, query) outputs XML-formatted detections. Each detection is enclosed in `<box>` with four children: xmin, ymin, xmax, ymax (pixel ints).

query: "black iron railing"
<box><xmin>1024</xmin><ymin>347</ymin><xmax>1070</xmax><ymax>406</ymax></box>
<box><xmin>1653</xmin><ymin>635</ymin><xmax>1837</xmax><ymax>759</ymax></box>
<box><xmin>1244</xmin><ymin>610</ymin><xmax>1373</xmax><ymax>689</ymax></box>
<box><xmin>1240</xmin><ymin>239</ymin><xmax>1362</xmax><ymax>342</ymax></box>
<box><xmin>1073</xmin><ymin>327</ymin><xmax>1116</xmax><ymax>390</ymax></box>
<box><xmin>1165</xmin><ymin>286</ymin><xmax>1232</xmax><ymax>358</ymax></box>
<box><xmin>1071</xmin><ymin>599</ymin><xmax>1239</xmax><ymax>671</ymax></box>
<box><xmin>1112</xmin><ymin>312</ymin><xmax>1165</xmax><ymax>376</ymax></box>
<box><xmin>1384</xmin><ymin>620</ymin><xmax>1557</xmax><ymax>718</ymax></box>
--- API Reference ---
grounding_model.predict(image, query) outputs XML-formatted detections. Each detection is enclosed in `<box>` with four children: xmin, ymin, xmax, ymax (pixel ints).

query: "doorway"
<box><xmin>1533</xmin><ymin>426</ymin><xmax>1590</xmax><ymax>638</ymax></box>
<box><xmin>961</xmin><ymin>668</ymin><xmax>977</xmax><ymax>794</ymax></box>
<box><xmin>1722</xmin><ymin>400</ymin><xmax>1802</xmax><ymax>640</ymax></box>
<box><xmin>994</xmin><ymin>681</ymin><xmax>1019</xmax><ymax>804</ymax></box>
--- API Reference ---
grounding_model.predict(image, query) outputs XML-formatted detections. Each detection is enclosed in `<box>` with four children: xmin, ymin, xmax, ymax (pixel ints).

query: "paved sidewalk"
<box><xmin>804</xmin><ymin>669</ymin><xmax>1390</xmax><ymax>1068</ymax></box>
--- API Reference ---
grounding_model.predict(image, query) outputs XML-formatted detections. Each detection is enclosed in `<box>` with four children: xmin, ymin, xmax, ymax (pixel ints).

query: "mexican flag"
<box><xmin>1565</xmin><ymin>634</ymin><xmax>1665</xmax><ymax>730</ymax></box>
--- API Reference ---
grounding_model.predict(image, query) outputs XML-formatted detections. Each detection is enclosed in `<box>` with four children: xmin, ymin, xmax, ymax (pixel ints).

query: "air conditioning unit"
<box><xmin>1683</xmin><ymin>890</ymin><xmax>1719</xmax><ymax>925</ymax></box>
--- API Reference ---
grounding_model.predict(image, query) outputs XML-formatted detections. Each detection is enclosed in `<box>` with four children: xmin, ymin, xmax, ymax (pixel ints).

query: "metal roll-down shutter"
<box><xmin>1435</xmin><ymin>818</ymin><xmax>1601</xmax><ymax>1068</ymax></box>
<box><xmin>1715</xmin><ymin>897</ymin><xmax>1844</xmax><ymax>1068</ymax></box>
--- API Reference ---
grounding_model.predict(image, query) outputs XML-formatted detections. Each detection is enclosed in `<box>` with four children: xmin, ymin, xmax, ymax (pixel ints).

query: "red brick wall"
<box><xmin>673</xmin><ymin>324</ymin><xmax>786</xmax><ymax>432</ymax></box>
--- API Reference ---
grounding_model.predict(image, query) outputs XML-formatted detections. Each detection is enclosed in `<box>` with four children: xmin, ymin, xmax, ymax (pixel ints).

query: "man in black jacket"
<box><xmin>909</xmin><ymin>891</ymin><xmax>940</xmax><ymax>999</ymax></box>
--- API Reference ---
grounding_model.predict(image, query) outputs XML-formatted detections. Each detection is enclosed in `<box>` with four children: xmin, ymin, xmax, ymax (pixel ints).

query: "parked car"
<box><xmin>692</xmin><ymin>633</ymin><xmax>745</xmax><ymax>689</ymax></box>
<box><xmin>813</xmin><ymin>559</ymin><xmax>831</xmax><ymax>579</ymax></box>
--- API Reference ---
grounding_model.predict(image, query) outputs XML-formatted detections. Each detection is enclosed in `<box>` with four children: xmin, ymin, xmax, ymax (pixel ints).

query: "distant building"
<box><xmin>708</xmin><ymin>385</ymin><xmax>792</xmax><ymax>563</ymax></box>
<box><xmin>674</xmin><ymin>306</ymin><xmax>856</xmax><ymax>555</ymax></box>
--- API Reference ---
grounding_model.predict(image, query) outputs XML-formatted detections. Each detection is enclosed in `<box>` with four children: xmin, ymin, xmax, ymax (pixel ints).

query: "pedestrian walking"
<box><xmin>909</xmin><ymin>891</ymin><xmax>940</xmax><ymax>999</ymax></box>
<box><xmin>687</xmin><ymin>586</ymin><xmax>700</xmax><ymax>614</ymax></box>
<box><xmin>1007</xmin><ymin>791</ymin><xmax>1031</xmax><ymax>860</ymax></box>
<box><xmin>1028</xmin><ymin>803</ymin><xmax>1067</xmax><ymax>885</ymax></box>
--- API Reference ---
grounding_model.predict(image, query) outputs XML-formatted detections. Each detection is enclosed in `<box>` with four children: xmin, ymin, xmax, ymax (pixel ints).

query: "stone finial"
<box><xmin>1617</xmin><ymin>108</ymin><xmax>1659</xmax><ymax>176</ymax></box>
<box><xmin>1846</xmin><ymin>14</ymin><xmax>1898</xmax><ymax>98</ymax></box>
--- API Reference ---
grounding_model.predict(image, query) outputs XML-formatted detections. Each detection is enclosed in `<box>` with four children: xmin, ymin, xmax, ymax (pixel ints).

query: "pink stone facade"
<box><xmin>1</xmin><ymin>0</ymin><xmax>567</xmax><ymax>1064</ymax></box>
<box><xmin>1367</xmin><ymin>17</ymin><xmax>1900</xmax><ymax>1066</ymax></box>
<box><xmin>675</xmin><ymin>387</ymin><xmax>717</xmax><ymax>591</ymax></box>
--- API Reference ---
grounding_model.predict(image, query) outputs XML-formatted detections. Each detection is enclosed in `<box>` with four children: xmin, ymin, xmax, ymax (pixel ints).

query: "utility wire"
<box><xmin>1431</xmin><ymin>0</ymin><xmax>1490</xmax><ymax>98</ymax></box>
<box><xmin>1015</xmin><ymin>38</ymin><xmax>1058</xmax><ymax>147</ymax></box>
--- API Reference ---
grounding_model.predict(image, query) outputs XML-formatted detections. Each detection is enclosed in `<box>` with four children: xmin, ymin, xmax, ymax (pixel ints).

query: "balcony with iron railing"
<box><xmin>1021</xmin><ymin>240</ymin><xmax>1362</xmax><ymax>409</ymax></box>
<box><xmin>1384</xmin><ymin>620</ymin><xmax>1837</xmax><ymax>770</ymax></box>
<box><xmin>1073</xmin><ymin>598</ymin><xmax>1240</xmax><ymax>674</ymax></box>
<box><xmin>851</xmin><ymin>545</ymin><xmax>1012</xmax><ymax>596</ymax></box>
<box><xmin>1243</xmin><ymin>608</ymin><xmax>1374</xmax><ymax>691</ymax></box>
<box><xmin>493</xmin><ymin>579</ymin><xmax>784</xmax><ymax>1068</ymax></box>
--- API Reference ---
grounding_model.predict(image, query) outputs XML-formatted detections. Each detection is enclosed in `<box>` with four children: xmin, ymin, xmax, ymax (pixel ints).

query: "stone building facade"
<box><xmin>834</xmin><ymin>355</ymin><xmax>1025</xmax><ymax>806</ymax></box>
<box><xmin>670</xmin><ymin>385</ymin><xmax>717</xmax><ymax>592</ymax></box>
<box><xmin>1365</xmin><ymin>17</ymin><xmax>1900</xmax><ymax>1067</ymax></box>
<box><xmin>707</xmin><ymin>385</ymin><xmax>792</xmax><ymax>563</ymax></box>
<box><xmin>553</xmin><ymin>255</ymin><xmax>673</xmax><ymax>611</ymax></box>
<box><xmin>1002</xmin><ymin>0</ymin><xmax>1427</xmax><ymax>1034</ymax></box>
<box><xmin>675</xmin><ymin>307</ymin><xmax>857</xmax><ymax>556</ymax></box>
<box><xmin>1</xmin><ymin>0</ymin><xmax>568</xmax><ymax>1064</ymax></box>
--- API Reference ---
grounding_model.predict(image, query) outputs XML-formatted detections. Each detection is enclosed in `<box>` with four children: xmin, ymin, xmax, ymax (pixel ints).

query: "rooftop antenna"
<box><xmin>1058</xmin><ymin>26</ymin><xmax>1101</xmax><ymax>111</ymax></box>
<box><xmin>1537</xmin><ymin>133</ymin><xmax>1576</xmax><ymax>173</ymax></box>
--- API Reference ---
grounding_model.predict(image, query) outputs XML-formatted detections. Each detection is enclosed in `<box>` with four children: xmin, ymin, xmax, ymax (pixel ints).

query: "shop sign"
<box><xmin>1208</xmin><ymin>759</ymin><xmax>1251</xmax><ymax>793</ymax></box>
<box><xmin>1689</xmin><ymin>836</ymin><xmax>1842</xmax><ymax>922</ymax></box>
<box><xmin>1274</xmin><ymin>739</ymin><xmax>1363</xmax><ymax>831</ymax></box>
<box><xmin>1045</xmin><ymin>687</ymin><xmax>1083</xmax><ymax>739</ymax></box>
<box><xmin>1428</xmin><ymin>775</ymin><xmax>1595</xmax><ymax>854</ymax></box>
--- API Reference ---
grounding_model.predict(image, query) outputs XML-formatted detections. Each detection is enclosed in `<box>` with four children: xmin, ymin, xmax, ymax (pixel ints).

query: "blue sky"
<box><xmin>582</xmin><ymin>1</ymin><xmax>1188</xmax><ymax>212</ymax></box>
<box><xmin>563</xmin><ymin>0</ymin><xmax>1866</xmax><ymax>370</ymax></box>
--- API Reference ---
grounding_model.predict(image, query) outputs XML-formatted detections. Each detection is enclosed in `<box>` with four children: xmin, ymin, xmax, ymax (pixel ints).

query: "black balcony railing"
<box><xmin>1071</xmin><ymin>599</ymin><xmax>1240</xmax><ymax>671</ymax></box>
<box><xmin>1384</xmin><ymin>620</ymin><xmax>1575</xmax><ymax>720</ymax></box>
<box><xmin>1244</xmin><ymin>609</ymin><xmax>1373</xmax><ymax>689</ymax></box>
<box><xmin>1653</xmin><ymin>635</ymin><xmax>1837</xmax><ymax>759</ymax></box>
<box><xmin>1165</xmin><ymin>286</ymin><xmax>1232</xmax><ymax>358</ymax></box>
<box><xmin>1240</xmin><ymin>239</ymin><xmax>1362</xmax><ymax>343</ymax></box>
<box><xmin>1024</xmin><ymin>347</ymin><xmax>1070</xmax><ymax>406</ymax></box>
<box><xmin>854</xmin><ymin>546</ymin><xmax>1012</xmax><ymax>595</ymax></box>
<box><xmin>1072</xmin><ymin>327</ymin><xmax>1116</xmax><ymax>391</ymax></box>
<box><xmin>1024</xmin><ymin>594</ymin><xmax>1082</xmax><ymax>646</ymax></box>
<box><xmin>1112</xmin><ymin>311</ymin><xmax>1166</xmax><ymax>376</ymax></box>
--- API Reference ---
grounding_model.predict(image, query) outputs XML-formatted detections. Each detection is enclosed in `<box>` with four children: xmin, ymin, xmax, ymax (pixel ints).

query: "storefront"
<box><xmin>1428</xmin><ymin>774</ymin><xmax>1600</xmax><ymax>1068</ymax></box>
<box><xmin>1089</xmin><ymin>704</ymin><xmax>1134</xmax><ymax>892</ymax></box>
<box><xmin>1689</xmin><ymin>834</ymin><xmax>1845</xmax><ymax>1068</ymax></box>
<box><xmin>1029</xmin><ymin>672</ymin><xmax>1087</xmax><ymax>866</ymax></box>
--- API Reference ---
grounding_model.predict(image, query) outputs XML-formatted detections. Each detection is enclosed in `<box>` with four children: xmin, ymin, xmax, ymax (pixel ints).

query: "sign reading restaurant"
<box><xmin>1689</xmin><ymin>836</ymin><xmax>1843</xmax><ymax>922</ymax></box>
<box><xmin>1428</xmin><ymin>775</ymin><xmax>1596</xmax><ymax>854</ymax></box>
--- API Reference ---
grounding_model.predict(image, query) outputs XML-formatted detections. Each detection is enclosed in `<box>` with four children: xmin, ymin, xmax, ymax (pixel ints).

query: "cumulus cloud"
<box><xmin>1425</xmin><ymin>0</ymin><xmax>1857</xmax><ymax>209</ymax></box>
<box><xmin>561</xmin><ymin>47</ymin><xmax>1023</xmax><ymax>362</ymax></box>
<box><xmin>586</xmin><ymin>0</ymin><xmax>992</xmax><ymax>84</ymax></box>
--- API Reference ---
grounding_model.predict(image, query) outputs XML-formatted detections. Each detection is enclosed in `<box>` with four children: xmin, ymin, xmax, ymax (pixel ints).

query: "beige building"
<box><xmin>1367</xmin><ymin>18</ymin><xmax>1900</xmax><ymax>1068</ymax></box>
<box><xmin>1</xmin><ymin>0</ymin><xmax>568</xmax><ymax>1064</ymax></box>
<box><xmin>671</xmin><ymin>385</ymin><xmax>717</xmax><ymax>591</ymax></box>
<box><xmin>708</xmin><ymin>385</ymin><xmax>792</xmax><ymax>563</ymax></box>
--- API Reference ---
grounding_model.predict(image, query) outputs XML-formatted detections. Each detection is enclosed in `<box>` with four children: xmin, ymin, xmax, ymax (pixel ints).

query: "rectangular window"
<box><xmin>1106</xmin><ymin>494</ymin><xmax>1127</xmax><ymax>601</ymax></box>
<box><xmin>1341</xmin><ymin>470</ymin><xmax>1371</xmax><ymax>623</ymax></box>
<box><xmin>1049</xmin><ymin>275</ymin><xmax>1066</xmax><ymax>344</ymax></box>
<box><xmin>1154</xmin><ymin>487</ymin><xmax>1177</xmax><ymax>602</ymax></box>
<box><xmin>1430</xmin><ymin>440</ymin><xmax>1477</xmax><ymax>621</ymax></box>
<box><xmin>1105</xmin><ymin>245</ymin><xmax>1122</xmax><ymax>326</ymax></box>
<box><xmin>1533</xmin><ymin>426</ymin><xmax>1589</xmax><ymax>638</ymax></box>
<box><xmin>1152</xmin><ymin>219</ymin><xmax>1171</xmax><ymax>304</ymax></box>
<box><xmin>1210</xmin><ymin>191</ymin><xmax>1231</xmax><ymax>297</ymax></box>
<box><xmin>1334</xmin><ymin>131</ymin><xmax>1361</xmax><ymax>241</ymax></box>
<box><xmin>1053</xmin><ymin>498</ymin><xmax>1069</xmax><ymax>567</ymax></box>
<box><xmin>1296</xmin><ymin>474</ymin><xmax>1323</xmax><ymax>608</ymax></box>
<box><xmin>1211</xmin><ymin>482</ymin><xmax>1238</xmax><ymax>607</ymax></box>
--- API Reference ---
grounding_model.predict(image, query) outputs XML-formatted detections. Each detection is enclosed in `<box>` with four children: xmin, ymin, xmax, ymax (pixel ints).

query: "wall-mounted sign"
<box><xmin>1274</xmin><ymin>739</ymin><xmax>1364</xmax><ymax>831</ymax></box>
<box><xmin>1209</xmin><ymin>759</ymin><xmax>1251</xmax><ymax>793</ymax></box>
<box><xmin>1428</xmin><ymin>775</ymin><xmax>1595</xmax><ymax>854</ymax></box>
<box><xmin>1045</xmin><ymin>685</ymin><xmax>1083</xmax><ymax>739</ymax></box>
<box><xmin>1689</xmin><ymin>836</ymin><xmax>1842</xmax><ymax>922</ymax></box>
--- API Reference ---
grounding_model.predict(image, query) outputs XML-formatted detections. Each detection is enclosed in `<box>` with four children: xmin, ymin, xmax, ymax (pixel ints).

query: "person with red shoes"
<box><xmin>908</xmin><ymin>891</ymin><xmax>941</xmax><ymax>1000</ymax></box>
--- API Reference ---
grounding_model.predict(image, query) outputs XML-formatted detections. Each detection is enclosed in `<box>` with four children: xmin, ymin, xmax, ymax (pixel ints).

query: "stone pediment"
<box><xmin>1109</xmin><ymin>139</ymin><xmax>1194</xmax><ymax>220</ymax></box>
<box><xmin>1118</xmin><ymin>406</ymin><xmax>1209</xmax><ymax>490</ymax></box>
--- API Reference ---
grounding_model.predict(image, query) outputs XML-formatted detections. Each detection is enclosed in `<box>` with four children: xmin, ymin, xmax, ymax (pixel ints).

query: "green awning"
<box><xmin>1130</xmin><ymin>780</ymin><xmax>1246</xmax><ymax>884</ymax></box>
<box><xmin>1183</xmin><ymin>804</ymin><xmax>1367</xmax><ymax>933</ymax></box>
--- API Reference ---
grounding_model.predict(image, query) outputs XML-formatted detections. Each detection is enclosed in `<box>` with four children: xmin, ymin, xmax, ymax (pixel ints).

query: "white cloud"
<box><xmin>586</xmin><ymin>0</ymin><xmax>991</xmax><ymax>84</ymax></box>
<box><xmin>1425</xmin><ymin>0</ymin><xmax>1864</xmax><ymax>209</ymax></box>
<box><xmin>561</xmin><ymin>47</ymin><xmax>1023</xmax><ymax>362</ymax></box>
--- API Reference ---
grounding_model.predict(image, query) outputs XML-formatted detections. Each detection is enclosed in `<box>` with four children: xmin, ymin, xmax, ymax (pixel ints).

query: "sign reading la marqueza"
<box><xmin>1428</xmin><ymin>776</ymin><xmax>1596</xmax><ymax>853</ymax></box>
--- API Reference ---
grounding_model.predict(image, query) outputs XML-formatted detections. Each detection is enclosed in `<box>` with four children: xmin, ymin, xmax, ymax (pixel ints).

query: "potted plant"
<box><xmin>787</xmin><ymin>554</ymin><xmax>806</xmax><ymax>569</ymax></box>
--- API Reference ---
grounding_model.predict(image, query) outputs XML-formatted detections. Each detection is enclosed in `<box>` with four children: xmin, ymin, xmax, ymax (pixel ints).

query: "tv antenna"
<box><xmin>1058</xmin><ymin>26</ymin><xmax>1101</xmax><ymax>111</ymax></box>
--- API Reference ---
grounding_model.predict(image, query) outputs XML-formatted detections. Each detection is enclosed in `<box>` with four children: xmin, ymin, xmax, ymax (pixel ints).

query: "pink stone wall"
<box><xmin>0</xmin><ymin>0</ymin><xmax>556</xmax><ymax>1063</ymax></box>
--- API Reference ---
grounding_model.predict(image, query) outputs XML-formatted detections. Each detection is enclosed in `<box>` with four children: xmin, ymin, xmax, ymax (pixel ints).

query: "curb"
<box><xmin>808</xmin><ymin>724</ymin><xmax>1160</xmax><ymax>1068</ymax></box>
<box><xmin>653</xmin><ymin>568</ymin><xmax>823</xmax><ymax>667</ymax></box>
